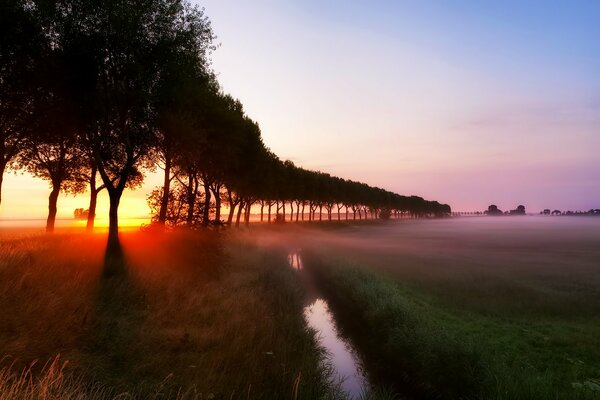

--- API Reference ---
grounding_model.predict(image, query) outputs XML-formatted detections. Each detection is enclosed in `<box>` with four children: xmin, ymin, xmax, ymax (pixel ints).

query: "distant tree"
<box><xmin>74</xmin><ymin>207</ymin><xmax>88</xmax><ymax>219</ymax></box>
<box><xmin>543</xmin><ymin>209</ymin><xmax>551</xmax><ymax>215</ymax></box>
<box><xmin>511</xmin><ymin>205</ymin><xmax>526</xmax><ymax>215</ymax></box>
<box><xmin>485</xmin><ymin>204</ymin><xmax>503</xmax><ymax>215</ymax></box>
<box><xmin>379</xmin><ymin>208</ymin><xmax>391</xmax><ymax>220</ymax></box>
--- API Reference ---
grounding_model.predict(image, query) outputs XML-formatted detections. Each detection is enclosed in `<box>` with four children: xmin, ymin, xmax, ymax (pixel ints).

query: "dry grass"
<box><xmin>0</xmin><ymin>229</ymin><xmax>336</xmax><ymax>399</ymax></box>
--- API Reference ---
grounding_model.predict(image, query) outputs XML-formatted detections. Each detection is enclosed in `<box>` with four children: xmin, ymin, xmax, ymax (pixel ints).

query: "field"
<box><xmin>0</xmin><ymin>230</ymin><xmax>340</xmax><ymax>399</ymax></box>
<box><xmin>294</xmin><ymin>217</ymin><xmax>600</xmax><ymax>399</ymax></box>
<box><xmin>0</xmin><ymin>217</ymin><xmax>599</xmax><ymax>399</ymax></box>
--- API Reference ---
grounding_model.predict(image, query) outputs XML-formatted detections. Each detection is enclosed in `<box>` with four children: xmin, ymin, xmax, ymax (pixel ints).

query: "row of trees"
<box><xmin>484</xmin><ymin>205</ymin><xmax>526</xmax><ymax>216</ymax></box>
<box><xmin>1</xmin><ymin>0</ymin><xmax>450</xmax><ymax>243</ymax></box>
<box><xmin>147</xmin><ymin>157</ymin><xmax>452</xmax><ymax>228</ymax></box>
<box><xmin>541</xmin><ymin>209</ymin><xmax>600</xmax><ymax>216</ymax></box>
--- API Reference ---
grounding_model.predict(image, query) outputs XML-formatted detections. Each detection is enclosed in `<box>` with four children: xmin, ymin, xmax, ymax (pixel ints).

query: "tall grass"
<box><xmin>0</xmin><ymin>231</ymin><xmax>340</xmax><ymax>399</ymax></box>
<box><xmin>0</xmin><ymin>355</ymin><xmax>116</xmax><ymax>400</ymax></box>
<box><xmin>304</xmin><ymin>252</ymin><xmax>600</xmax><ymax>400</ymax></box>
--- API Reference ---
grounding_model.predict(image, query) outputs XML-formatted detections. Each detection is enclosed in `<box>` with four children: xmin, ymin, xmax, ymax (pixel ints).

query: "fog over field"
<box><xmin>302</xmin><ymin>216</ymin><xmax>600</xmax><ymax>275</ymax></box>
<box><xmin>280</xmin><ymin>216</ymin><xmax>600</xmax><ymax>317</ymax></box>
<box><xmin>258</xmin><ymin>217</ymin><xmax>600</xmax><ymax>398</ymax></box>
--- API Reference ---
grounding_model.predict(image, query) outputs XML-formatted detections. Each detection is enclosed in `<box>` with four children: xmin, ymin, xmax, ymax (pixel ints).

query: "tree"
<box><xmin>15</xmin><ymin>48</ymin><xmax>87</xmax><ymax>233</ymax></box>
<box><xmin>0</xmin><ymin>0</ymin><xmax>44</xmax><ymax>207</ymax></box>
<box><xmin>84</xmin><ymin>159</ymin><xmax>105</xmax><ymax>232</ymax></box>
<box><xmin>17</xmin><ymin>132</ymin><xmax>87</xmax><ymax>232</ymax></box>
<box><xmin>515</xmin><ymin>205</ymin><xmax>526</xmax><ymax>215</ymax></box>
<box><xmin>486</xmin><ymin>204</ymin><xmax>503</xmax><ymax>215</ymax></box>
<box><xmin>47</xmin><ymin>0</ymin><xmax>215</xmax><ymax>244</ymax></box>
<box><xmin>154</xmin><ymin>22</ymin><xmax>216</xmax><ymax>228</ymax></box>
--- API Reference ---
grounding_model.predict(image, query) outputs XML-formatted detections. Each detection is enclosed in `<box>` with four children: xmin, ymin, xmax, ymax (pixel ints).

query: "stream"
<box><xmin>288</xmin><ymin>251</ymin><xmax>368</xmax><ymax>398</ymax></box>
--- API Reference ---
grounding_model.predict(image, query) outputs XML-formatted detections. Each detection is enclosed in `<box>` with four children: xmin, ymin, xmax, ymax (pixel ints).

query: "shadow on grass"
<box><xmin>83</xmin><ymin>235</ymin><xmax>147</xmax><ymax>390</ymax></box>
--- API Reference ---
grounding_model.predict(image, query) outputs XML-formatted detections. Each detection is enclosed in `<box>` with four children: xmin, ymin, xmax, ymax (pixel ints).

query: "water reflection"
<box><xmin>304</xmin><ymin>298</ymin><xmax>367</xmax><ymax>397</ymax></box>
<box><xmin>288</xmin><ymin>251</ymin><xmax>303</xmax><ymax>270</ymax></box>
<box><xmin>288</xmin><ymin>251</ymin><xmax>367</xmax><ymax>398</ymax></box>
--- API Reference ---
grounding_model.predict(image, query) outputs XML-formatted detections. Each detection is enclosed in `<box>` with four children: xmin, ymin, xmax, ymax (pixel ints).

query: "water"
<box><xmin>288</xmin><ymin>251</ymin><xmax>367</xmax><ymax>398</ymax></box>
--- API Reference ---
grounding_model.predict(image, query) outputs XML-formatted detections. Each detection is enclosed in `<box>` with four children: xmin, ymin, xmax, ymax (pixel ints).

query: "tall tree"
<box><xmin>18</xmin><ymin>134</ymin><xmax>86</xmax><ymax>232</ymax></box>
<box><xmin>48</xmin><ymin>0</ymin><xmax>215</xmax><ymax>244</ymax></box>
<box><xmin>0</xmin><ymin>0</ymin><xmax>44</xmax><ymax>207</ymax></box>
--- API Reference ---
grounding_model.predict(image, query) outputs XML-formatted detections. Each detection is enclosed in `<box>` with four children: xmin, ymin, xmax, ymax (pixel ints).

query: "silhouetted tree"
<box><xmin>15</xmin><ymin>47</ymin><xmax>87</xmax><ymax>233</ymax></box>
<box><xmin>509</xmin><ymin>205</ymin><xmax>526</xmax><ymax>215</ymax></box>
<box><xmin>486</xmin><ymin>204</ymin><xmax>503</xmax><ymax>216</ymax></box>
<box><xmin>44</xmin><ymin>0</ymin><xmax>215</xmax><ymax>244</ymax></box>
<box><xmin>17</xmin><ymin>131</ymin><xmax>87</xmax><ymax>232</ymax></box>
<box><xmin>0</xmin><ymin>0</ymin><xmax>44</xmax><ymax>207</ymax></box>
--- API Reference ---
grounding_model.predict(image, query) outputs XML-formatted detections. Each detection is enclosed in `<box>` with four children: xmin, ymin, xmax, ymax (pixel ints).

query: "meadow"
<box><xmin>295</xmin><ymin>217</ymin><xmax>600</xmax><ymax>399</ymax></box>
<box><xmin>0</xmin><ymin>230</ymin><xmax>342</xmax><ymax>399</ymax></box>
<box><xmin>1</xmin><ymin>217</ymin><xmax>599</xmax><ymax>399</ymax></box>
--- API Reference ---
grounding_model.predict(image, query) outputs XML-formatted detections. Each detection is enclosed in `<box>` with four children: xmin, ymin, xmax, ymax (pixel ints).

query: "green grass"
<box><xmin>304</xmin><ymin>249</ymin><xmax>600</xmax><ymax>399</ymax></box>
<box><xmin>0</xmin><ymin>231</ymin><xmax>340</xmax><ymax>399</ymax></box>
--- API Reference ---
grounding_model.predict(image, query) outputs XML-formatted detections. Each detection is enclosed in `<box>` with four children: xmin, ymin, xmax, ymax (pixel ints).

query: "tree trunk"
<box><xmin>108</xmin><ymin>190</ymin><xmax>121</xmax><ymax>244</ymax></box>
<box><xmin>202</xmin><ymin>179</ymin><xmax>211</xmax><ymax>227</ymax></box>
<box><xmin>86</xmin><ymin>164</ymin><xmax>99</xmax><ymax>232</ymax></box>
<box><xmin>268</xmin><ymin>201</ymin><xmax>272</xmax><ymax>223</ymax></box>
<box><xmin>87</xmin><ymin>188</ymin><xmax>99</xmax><ymax>232</ymax></box>
<box><xmin>296</xmin><ymin>201</ymin><xmax>301</xmax><ymax>222</ymax></box>
<box><xmin>186</xmin><ymin>173</ymin><xmax>197</xmax><ymax>227</ymax></box>
<box><xmin>260</xmin><ymin>201</ymin><xmax>264</xmax><ymax>222</ymax></box>
<box><xmin>213</xmin><ymin>188</ymin><xmax>221</xmax><ymax>225</ymax></box>
<box><xmin>301</xmin><ymin>203</ymin><xmax>305</xmax><ymax>221</ymax></box>
<box><xmin>244</xmin><ymin>202</ymin><xmax>251</xmax><ymax>227</ymax></box>
<box><xmin>282</xmin><ymin>202</ymin><xmax>286</xmax><ymax>222</ymax></box>
<box><xmin>227</xmin><ymin>203</ymin><xmax>236</xmax><ymax>225</ymax></box>
<box><xmin>46</xmin><ymin>184</ymin><xmax>60</xmax><ymax>233</ymax></box>
<box><xmin>0</xmin><ymin>162</ymin><xmax>5</xmax><ymax>207</ymax></box>
<box><xmin>158</xmin><ymin>154</ymin><xmax>171</xmax><ymax>225</ymax></box>
<box><xmin>235</xmin><ymin>200</ymin><xmax>244</xmax><ymax>227</ymax></box>
<box><xmin>319</xmin><ymin>205</ymin><xmax>323</xmax><ymax>221</ymax></box>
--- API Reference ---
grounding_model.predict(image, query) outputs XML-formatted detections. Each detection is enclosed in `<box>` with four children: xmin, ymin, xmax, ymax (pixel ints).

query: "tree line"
<box><xmin>1</xmin><ymin>0</ymin><xmax>450</xmax><ymax>243</ymax></box>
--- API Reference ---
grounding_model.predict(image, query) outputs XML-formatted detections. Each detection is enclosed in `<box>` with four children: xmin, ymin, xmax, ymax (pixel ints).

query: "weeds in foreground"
<box><xmin>0</xmin><ymin>355</ymin><xmax>116</xmax><ymax>400</ymax></box>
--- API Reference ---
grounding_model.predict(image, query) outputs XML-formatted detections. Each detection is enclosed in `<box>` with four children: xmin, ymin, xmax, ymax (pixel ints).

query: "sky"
<box><xmin>1</xmin><ymin>0</ymin><xmax>599</xmax><ymax>223</ymax></box>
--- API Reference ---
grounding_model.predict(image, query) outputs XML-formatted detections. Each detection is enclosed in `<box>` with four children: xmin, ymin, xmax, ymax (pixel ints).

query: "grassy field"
<box><xmin>296</xmin><ymin>217</ymin><xmax>600</xmax><ymax>399</ymax></box>
<box><xmin>0</xmin><ymin>230</ymin><xmax>341</xmax><ymax>399</ymax></box>
<box><xmin>2</xmin><ymin>218</ymin><xmax>599</xmax><ymax>399</ymax></box>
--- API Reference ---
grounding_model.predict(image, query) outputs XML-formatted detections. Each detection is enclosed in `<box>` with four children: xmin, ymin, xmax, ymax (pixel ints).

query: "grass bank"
<box><xmin>0</xmin><ymin>230</ymin><xmax>337</xmax><ymax>399</ymax></box>
<box><xmin>304</xmin><ymin>250</ymin><xmax>600</xmax><ymax>400</ymax></box>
